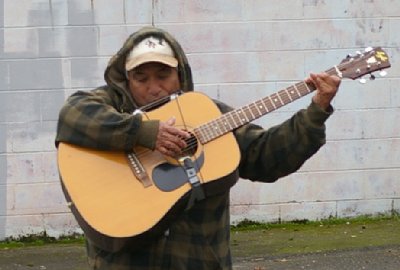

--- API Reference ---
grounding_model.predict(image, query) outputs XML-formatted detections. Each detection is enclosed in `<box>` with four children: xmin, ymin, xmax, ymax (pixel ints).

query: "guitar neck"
<box><xmin>195</xmin><ymin>67</ymin><xmax>338</xmax><ymax>144</ymax></box>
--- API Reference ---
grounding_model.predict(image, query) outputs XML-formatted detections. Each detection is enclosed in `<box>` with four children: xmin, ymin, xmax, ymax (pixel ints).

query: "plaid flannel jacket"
<box><xmin>56</xmin><ymin>27</ymin><xmax>332</xmax><ymax>270</ymax></box>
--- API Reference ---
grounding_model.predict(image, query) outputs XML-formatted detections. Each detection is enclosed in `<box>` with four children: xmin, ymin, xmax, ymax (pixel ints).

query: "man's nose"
<box><xmin>147</xmin><ymin>79</ymin><xmax>162</xmax><ymax>95</ymax></box>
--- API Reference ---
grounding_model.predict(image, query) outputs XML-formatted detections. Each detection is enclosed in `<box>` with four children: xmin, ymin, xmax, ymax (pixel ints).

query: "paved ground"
<box><xmin>233</xmin><ymin>245</ymin><xmax>400</xmax><ymax>270</ymax></box>
<box><xmin>0</xmin><ymin>244</ymin><xmax>399</xmax><ymax>270</ymax></box>
<box><xmin>1</xmin><ymin>218</ymin><xmax>399</xmax><ymax>269</ymax></box>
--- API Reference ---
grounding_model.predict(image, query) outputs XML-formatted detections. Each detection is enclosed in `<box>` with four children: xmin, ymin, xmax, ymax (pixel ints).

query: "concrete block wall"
<box><xmin>0</xmin><ymin>0</ymin><xmax>399</xmax><ymax>239</ymax></box>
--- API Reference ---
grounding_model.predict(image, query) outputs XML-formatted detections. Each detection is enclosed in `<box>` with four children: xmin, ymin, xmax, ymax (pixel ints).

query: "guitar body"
<box><xmin>58</xmin><ymin>92</ymin><xmax>241</xmax><ymax>240</ymax></box>
<box><xmin>58</xmin><ymin>47</ymin><xmax>391</xmax><ymax>249</ymax></box>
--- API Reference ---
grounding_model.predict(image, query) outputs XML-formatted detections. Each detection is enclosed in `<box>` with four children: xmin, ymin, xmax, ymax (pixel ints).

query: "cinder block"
<box><xmin>0</xmin><ymin>155</ymin><xmax>6</xmax><ymax>185</ymax></box>
<box><xmin>3</xmin><ymin>28</ymin><xmax>39</xmax><ymax>58</ymax></box>
<box><xmin>98</xmin><ymin>26</ymin><xmax>130</xmax><ymax>56</ymax></box>
<box><xmin>217</xmin><ymin>82</ymin><xmax>277</xmax><ymax>109</ymax></box>
<box><xmin>394</xmin><ymin>199</ymin><xmax>400</xmax><ymax>213</ymax></box>
<box><xmin>70</xmin><ymin>57</ymin><xmax>108</xmax><ymax>88</ymax></box>
<box><xmin>67</xmin><ymin>0</ymin><xmax>94</xmax><ymax>25</ymax></box>
<box><xmin>231</xmin><ymin>180</ymin><xmax>271</xmax><ymax>206</ymax></box>
<box><xmin>0</xmin><ymin>2</ymin><xmax>3</xmax><ymax>27</ymax></box>
<box><xmin>125</xmin><ymin>0</ymin><xmax>153</xmax><ymax>24</ymax></box>
<box><xmin>42</xmin><ymin>152</ymin><xmax>59</xmax><ymax>182</ymax></box>
<box><xmin>389</xmin><ymin>20</ymin><xmax>400</xmax><ymax>48</ymax></box>
<box><xmin>93</xmin><ymin>0</ymin><xmax>124</xmax><ymax>25</ymax></box>
<box><xmin>0</xmin><ymin>92</ymin><xmax>41</xmax><ymax>122</ymax></box>
<box><xmin>280</xmin><ymin>201</ymin><xmax>337</xmax><ymax>221</ymax></box>
<box><xmin>391</xmin><ymin>79</ymin><xmax>400</xmax><ymax>106</ymax></box>
<box><xmin>7</xmin><ymin>121</ymin><xmax>57</xmax><ymax>153</ymax></box>
<box><xmin>37</xmin><ymin>28</ymin><xmax>67</xmax><ymax>58</ymax></box>
<box><xmin>9</xmin><ymin>59</ymin><xmax>66</xmax><ymax>90</ymax></box>
<box><xmin>5</xmin><ymin>153</ymin><xmax>45</xmax><ymax>184</ymax></box>
<box><xmin>337</xmin><ymin>199</ymin><xmax>394</xmax><ymax>218</ymax></box>
<box><xmin>362</xmin><ymin>170</ymin><xmax>400</xmax><ymax>199</ymax></box>
<box><xmin>42</xmin><ymin>213</ymin><xmax>82</xmax><ymax>238</ymax></box>
<box><xmin>8</xmin><ymin>182</ymin><xmax>67</xmax><ymax>215</ymax></box>
<box><xmin>303</xmin><ymin>139</ymin><xmax>400</xmax><ymax>171</ymax></box>
<box><xmin>66</xmin><ymin>27</ymin><xmax>99</xmax><ymax>57</ymax></box>
<box><xmin>326</xmin><ymin>108</ymin><xmax>400</xmax><ymax>140</ymax></box>
<box><xmin>230</xmin><ymin>204</ymin><xmax>281</xmax><ymax>224</ymax></box>
<box><xmin>5</xmin><ymin>214</ymin><xmax>45</xmax><ymax>239</ymax></box>
<box><xmin>189</xmin><ymin>51</ymin><xmax>304</xmax><ymax>85</ymax></box>
<box><xmin>0</xmin><ymin>125</ymin><xmax>6</xmax><ymax>153</ymax></box>
<box><xmin>0</xmin><ymin>216</ymin><xmax>5</xmax><ymax>240</ymax></box>
<box><xmin>40</xmin><ymin>90</ymin><xmax>66</xmax><ymax>121</ymax></box>
<box><xmin>0</xmin><ymin>184</ymin><xmax>7</xmax><ymax>213</ymax></box>
<box><xmin>49</xmin><ymin>0</ymin><xmax>68</xmax><ymax>26</ymax></box>
<box><xmin>154</xmin><ymin>0</ymin><xmax>303</xmax><ymax>23</ymax></box>
<box><xmin>4</xmin><ymin>0</ymin><xmax>52</xmax><ymax>27</ymax></box>
<box><xmin>303</xmin><ymin>1</ymin><xmax>399</xmax><ymax>18</ymax></box>
<box><xmin>333</xmin><ymin>80</ymin><xmax>392</xmax><ymax>111</ymax></box>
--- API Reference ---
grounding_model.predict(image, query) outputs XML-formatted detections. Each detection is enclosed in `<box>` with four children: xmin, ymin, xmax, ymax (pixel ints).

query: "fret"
<box><xmin>201</xmin><ymin>123</ymin><xmax>213</xmax><ymax>142</ymax></box>
<box><xmin>284</xmin><ymin>88</ymin><xmax>293</xmax><ymax>102</ymax></box>
<box><xmin>194</xmin><ymin>127</ymin><xmax>206</xmax><ymax>144</ymax></box>
<box><xmin>250</xmin><ymin>102</ymin><xmax>262</xmax><ymax>118</ymax></box>
<box><xmin>292</xmin><ymin>83</ymin><xmax>300</xmax><ymax>97</ymax></box>
<box><xmin>195</xmin><ymin>74</ymin><xmax>323</xmax><ymax>143</ymax></box>
<box><xmin>221</xmin><ymin>117</ymin><xmax>231</xmax><ymax>133</ymax></box>
<box><xmin>200</xmin><ymin>127</ymin><xmax>212</xmax><ymax>145</ymax></box>
<box><xmin>219</xmin><ymin>115</ymin><xmax>232</xmax><ymax>132</ymax></box>
<box><xmin>211</xmin><ymin>122</ymin><xmax>222</xmax><ymax>137</ymax></box>
<box><xmin>267</xmin><ymin>96</ymin><xmax>277</xmax><ymax>109</ymax></box>
<box><xmin>231</xmin><ymin>110</ymin><xmax>243</xmax><ymax>126</ymax></box>
<box><xmin>255</xmin><ymin>100</ymin><xmax>268</xmax><ymax>114</ymax></box>
<box><xmin>279</xmin><ymin>89</ymin><xmax>291</xmax><ymax>104</ymax></box>
<box><xmin>262</xmin><ymin>96</ymin><xmax>274</xmax><ymax>111</ymax></box>
<box><xmin>226</xmin><ymin>112</ymin><xmax>237</xmax><ymax>129</ymax></box>
<box><xmin>243</xmin><ymin>106</ymin><xmax>255</xmax><ymax>121</ymax></box>
<box><xmin>270</xmin><ymin>93</ymin><xmax>283</xmax><ymax>108</ymax></box>
<box><xmin>276</xmin><ymin>92</ymin><xmax>285</xmax><ymax>106</ymax></box>
<box><xmin>303</xmin><ymin>82</ymin><xmax>313</xmax><ymax>93</ymax></box>
<box><xmin>237</xmin><ymin>109</ymin><xmax>248</xmax><ymax>124</ymax></box>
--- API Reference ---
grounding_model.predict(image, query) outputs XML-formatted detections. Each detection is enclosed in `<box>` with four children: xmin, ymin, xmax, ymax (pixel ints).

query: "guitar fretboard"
<box><xmin>194</xmin><ymin>67</ymin><xmax>337</xmax><ymax>144</ymax></box>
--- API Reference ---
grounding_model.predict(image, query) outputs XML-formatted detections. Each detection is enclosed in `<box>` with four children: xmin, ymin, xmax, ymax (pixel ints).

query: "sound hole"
<box><xmin>181</xmin><ymin>131</ymin><xmax>198</xmax><ymax>157</ymax></box>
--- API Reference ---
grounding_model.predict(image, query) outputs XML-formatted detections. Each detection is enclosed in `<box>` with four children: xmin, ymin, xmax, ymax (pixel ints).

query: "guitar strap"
<box><xmin>182</xmin><ymin>157</ymin><xmax>205</xmax><ymax>209</ymax></box>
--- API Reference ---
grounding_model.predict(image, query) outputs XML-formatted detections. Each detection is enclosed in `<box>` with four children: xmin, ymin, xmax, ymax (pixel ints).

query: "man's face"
<box><xmin>127</xmin><ymin>62</ymin><xmax>180</xmax><ymax>107</ymax></box>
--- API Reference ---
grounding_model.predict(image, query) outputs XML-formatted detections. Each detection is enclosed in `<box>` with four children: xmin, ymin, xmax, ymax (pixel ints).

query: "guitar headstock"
<box><xmin>338</xmin><ymin>47</ymin><xmax>391</xmax><ymax>81</ymax></box>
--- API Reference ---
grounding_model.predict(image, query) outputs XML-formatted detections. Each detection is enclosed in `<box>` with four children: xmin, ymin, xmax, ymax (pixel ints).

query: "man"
<box><xmin>56</xmin><ymin>26</ymin><xmax>341</xmax><ymax>269</ymax></box>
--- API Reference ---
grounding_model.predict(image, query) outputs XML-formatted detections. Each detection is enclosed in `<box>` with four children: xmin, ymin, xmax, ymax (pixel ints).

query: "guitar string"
<box><xmin>131</xmin><ymin>75</ymin><xmax>325</xmax><ymax>158</ymax></box>
<box><xmin>131</xmin><ymin>59</ymin><xmax>361</xmax><ymax>159</ymax></box>
<box><xmin>193</xmin><ymin>53</ymin><xmax>384</xmax><ymax>145</ymax></box>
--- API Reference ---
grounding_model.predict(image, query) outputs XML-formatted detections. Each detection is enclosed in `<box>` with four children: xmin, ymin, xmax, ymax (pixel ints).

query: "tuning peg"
<box><xmin>356</xmin><ymin>51</ymin><xmax>362</xmax><ymax>55</ymax></box>
<box><xmin>370</xmin><ymin>74</ymin><xmax>376</xmax><ymax>80</ymax></box>
<box><xmin>365</xmin><ymin>47</ymin><xmax>373</xmax><ymax>52</ymax></box>
<box><xmin>379</xmin><ymin>70</ymin><xmax>388</xmax><ymax>77</ymax></box>
<box><xmin>359</xmin><ymin>77</ymin><xmax>367</xmax><ymax>84</ymax></box>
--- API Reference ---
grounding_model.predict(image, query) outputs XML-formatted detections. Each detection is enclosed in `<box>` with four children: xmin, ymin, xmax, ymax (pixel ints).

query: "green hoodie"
<box><xmin>56</xmin><ymin>26</ymin><xmax>332</xmax><ymax>270</ymax></box>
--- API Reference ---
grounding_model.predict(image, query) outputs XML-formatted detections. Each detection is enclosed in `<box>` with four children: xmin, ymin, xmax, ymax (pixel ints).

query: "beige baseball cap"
<box><xmin>125</xmin><ymin>36</ymin><xmax>178</xmax><ymax>71</ymax></box>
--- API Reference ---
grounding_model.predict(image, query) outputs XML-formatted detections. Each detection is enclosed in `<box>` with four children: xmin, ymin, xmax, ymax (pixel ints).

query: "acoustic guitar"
<box><xmin>58</xmin><ymin>47</ymin><xmax>391</xmax><ymax>242</ymax></box>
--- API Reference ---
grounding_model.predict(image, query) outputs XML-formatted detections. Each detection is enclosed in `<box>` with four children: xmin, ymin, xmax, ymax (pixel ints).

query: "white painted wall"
<box><xmin>0</xmin><ymin>0</ymin><xmax>399</xmax><ymax>239</ymax></box>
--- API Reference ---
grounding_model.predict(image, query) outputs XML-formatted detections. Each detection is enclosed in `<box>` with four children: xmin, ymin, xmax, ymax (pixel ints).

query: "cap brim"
<box><xmin>125</xmin><ymin>52</ymin><xmax>178</xmax><ymax>71</ymax></box>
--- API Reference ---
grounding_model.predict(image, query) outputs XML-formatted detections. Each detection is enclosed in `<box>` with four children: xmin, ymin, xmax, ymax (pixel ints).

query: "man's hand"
<box><xmin>306</xmin><ymin>72</ymin><xmax>341</xmax><ymax>111</ymax></box>
<box><xmin>155</xmin><ymin>117</ymin><xmax>191</xmax><ymax>157</ymax></box>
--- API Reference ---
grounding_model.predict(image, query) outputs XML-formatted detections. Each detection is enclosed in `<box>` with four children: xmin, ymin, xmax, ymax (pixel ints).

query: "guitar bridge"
<box><xmin>126</xmin><ymin>152</ymin><xmax>152</xmax><ymax>187</ymax></box>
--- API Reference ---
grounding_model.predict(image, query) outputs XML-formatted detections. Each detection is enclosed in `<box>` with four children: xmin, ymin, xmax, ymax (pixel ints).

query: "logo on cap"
<box><xmin>125</xmin><ymin>36</ymin><xmax>178</xmax><ymax>71</ymax></box>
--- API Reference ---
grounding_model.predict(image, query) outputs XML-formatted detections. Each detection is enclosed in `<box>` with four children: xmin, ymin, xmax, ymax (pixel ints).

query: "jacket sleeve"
<box><xmin>215</xmin><ymin>100</ymin><xmax>333</xmax><ymax>183</ymax></box>
<box><xmin>55</xmin><ymin>88</ymin><xmax>159</xmax><ymax>151</ymax></box>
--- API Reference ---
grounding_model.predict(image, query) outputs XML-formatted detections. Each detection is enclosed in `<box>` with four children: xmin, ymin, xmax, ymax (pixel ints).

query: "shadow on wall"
<box><xmin>0</xmin><ymin>132</ymin><xmax>7</xmax><ymax>240</ymax></box>
<box><xmin>0</xmin><ymin>0</ymin><xmax>6</xmax><ymax>241</ymax></box>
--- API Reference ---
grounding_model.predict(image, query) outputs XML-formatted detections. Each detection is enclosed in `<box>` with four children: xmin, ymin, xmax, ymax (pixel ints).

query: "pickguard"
<box><xmin>152</xmin><ymin>152</ymin><xmax>205</xmax><ymax>191</ymax></box>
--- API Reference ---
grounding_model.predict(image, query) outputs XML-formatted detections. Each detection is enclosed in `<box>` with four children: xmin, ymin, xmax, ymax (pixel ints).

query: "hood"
<box><xmin>104</xmin><ymin>26</ymin><xmax>194</xmax><ymax>109</ymax></box>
